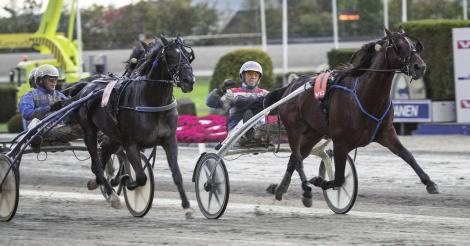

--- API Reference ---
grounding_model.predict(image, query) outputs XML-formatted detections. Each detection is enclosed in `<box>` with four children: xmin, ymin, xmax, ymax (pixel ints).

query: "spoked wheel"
<box><xmin>0</xmin><ymin>154</ymin><xmax>19</xmax><ymax>222</ymax></box>
<box><xmin>194</xmin><ymin>153</ymin><xmax>229</xmax><ymax>219</ymax></box>
<box><xmin>319</xmin><ymin>151</ymin><xmax>358</xmax><ymax>214</ymax></box>
<box><xmin>123</xmin><ymin>154</ymin><xmax>154</xmax><ymax>217</ymax></box>
<box><xmin>100</xmin><ymin>152</ymin><xmax>125</xmax><ymax>201</ymax></box>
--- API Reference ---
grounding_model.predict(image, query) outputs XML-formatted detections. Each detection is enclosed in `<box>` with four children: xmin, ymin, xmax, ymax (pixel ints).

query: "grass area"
<box><xmin>0</xmin><ymin>123</ymin><xmax>7</xmax><ymax>133</ymax></box>
<box><xmin>173</xmin><ymin>78</ymin><xmax>211</xmax><ymax>116</ymax></box>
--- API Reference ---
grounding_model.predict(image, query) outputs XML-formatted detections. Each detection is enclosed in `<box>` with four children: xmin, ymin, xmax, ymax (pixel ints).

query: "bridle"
<box><xmin>387</xmin><ymin>33</ymin><xmax>421</xmax><ymax>76</ymax></box>
<box><xmin>143</xmin><ymin>38</ymin><xmax>195</xmax><ymax>87</ymax></box>
<box><xmin>358</xmin><ymin>33</ymin><xmax>422</xmax><ymax>77</ymax></box>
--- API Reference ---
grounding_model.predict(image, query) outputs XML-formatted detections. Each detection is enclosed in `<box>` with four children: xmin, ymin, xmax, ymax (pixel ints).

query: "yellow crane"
<box><xmin>0</xmin><ymin>0</ymin><xmax>89</xmax><ymax>99</ymax></box>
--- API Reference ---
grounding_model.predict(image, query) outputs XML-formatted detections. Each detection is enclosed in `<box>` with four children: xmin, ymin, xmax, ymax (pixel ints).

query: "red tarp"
<box><xmin>177</xmin><ymin>115</ymin><xmax>228</xmax><ymax>143</ymax></box>
<box><xmin>176</xmin><ymin>115</ymin><xmax>279</xmax><ymax>143</ymax></box>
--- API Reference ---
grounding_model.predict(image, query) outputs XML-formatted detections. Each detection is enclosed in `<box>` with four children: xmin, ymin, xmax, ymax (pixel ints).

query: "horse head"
<box><xmin>159</xmin><ymin>35</ymin><xmax>195</xmax><ymax>93</ymax></box>
<box><xmin>384</xmin><ymin>27</ymin><xmax>426</xmax><ymax>80</ymax></box>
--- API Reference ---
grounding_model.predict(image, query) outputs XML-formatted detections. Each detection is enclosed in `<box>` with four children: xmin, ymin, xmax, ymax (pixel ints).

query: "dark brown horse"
<box><xmin>264</xmin><ymin>27</ymin><xmax>438</xmax><ymax>207</ymax></box>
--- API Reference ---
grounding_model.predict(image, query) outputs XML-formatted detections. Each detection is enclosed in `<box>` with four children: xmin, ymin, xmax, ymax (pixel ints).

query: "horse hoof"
<box><xmin>302</xmin><ymin>196</ymin><xmax>313</xmax><ymax>208</ymax></box>
<box><xmin>426</xmin><ymin>183</ymin><xmax>439</xmax><ymax>194</ymax></box>
<box><xmin>274</xmin><ymin>192</ymin><xmax>283</xmax><ymax>201</ymax></box>
<box><xmin>184</xmin><ymin>208</ymin><xmax>195</xmax><ymax>219</ymax></box>
<box><xmin>110</xmin><ymin>192</ymin><xmax>122</xmax><ymax>209</ymax></box>
<box><xmin>266</xmin><ymin>184</ymin><xmax>277</xmax><ymax>194</ymax></box>
<box><xmin>87</xmin><ymin>179</ymin><xmax>99</xmax><ymax>190</ymax></box>
<box><xmin>310</xmin><ymin>176</ymin><xmax>323</xmax><ymax>187</ymax></box>
<box><xmin>126</xmin><ymin>181</ymin><xmax>139</xmax><ymax>191</ymax></box>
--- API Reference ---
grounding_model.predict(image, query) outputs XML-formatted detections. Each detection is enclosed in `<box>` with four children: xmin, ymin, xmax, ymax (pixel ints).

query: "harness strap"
<box><xmin>331</xmin><ymin>77</ymin><xmax>392</xmax><ymax>144</ymax></box>
<box><xmin>120</xmin><ymin>100</ymin><xmax>177</xmax><ymax>113</ymax></box>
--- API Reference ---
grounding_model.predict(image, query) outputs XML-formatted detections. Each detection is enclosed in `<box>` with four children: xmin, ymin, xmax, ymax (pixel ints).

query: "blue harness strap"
<box><xmin>331</xmin><ymin>77</ymin><xmax>392</xmax><ymax>144</ymax></box>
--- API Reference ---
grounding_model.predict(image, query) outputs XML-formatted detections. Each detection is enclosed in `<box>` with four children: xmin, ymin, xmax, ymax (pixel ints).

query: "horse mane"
<box><xmin>334</xmin><ymin>37</ymin><xmax>387</xmax><ymax>82</ymax></box>
<box><xmin>136</xmin><ymin>40</ymin><xmax>163</xmax><ymax>76</ymax></box>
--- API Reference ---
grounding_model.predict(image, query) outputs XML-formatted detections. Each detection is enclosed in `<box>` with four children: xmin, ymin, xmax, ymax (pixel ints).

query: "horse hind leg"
<box><xmin>98</xmin><ymin>137</ymin><xmax>121</xmax><ymax>186</ymax></box>
<box><xmin>266</xmin><ymin>154</ymin><xmax>296</xmax><ymax>201</ymax></box>
<box><xmin>266</xmin><ymin>128</ymin><xmax>301</xmax><ymax>201</ymax></box>
<box><xmin>162</xmin><ymin>137</ymin><xmax>193</xmax><ymax>219</ymax></box>
<box><xmin>82</xmin><ymin>123</ymin><xmax>121</xmax><ymax>209</ymax></box>
<box><xmin>267</xmin><ymin>128</ymin><xmax>320</xmax><ymax>207</ymax></box>
<box><xmin>296</xmin><ymin>133</ymin><xmax>323</xmax><ymax>207</ymax></box>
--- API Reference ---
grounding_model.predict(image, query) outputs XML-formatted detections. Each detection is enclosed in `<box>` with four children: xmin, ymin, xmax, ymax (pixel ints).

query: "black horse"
<box><xmin>75</xmin><ymin>35</ymin><xmax>196</xmax><ymax>217</ymax></box>
<box><xmin>264</xmin><ymin>27</ymin><xmax>438</xmax><ymax>207</ymax></box>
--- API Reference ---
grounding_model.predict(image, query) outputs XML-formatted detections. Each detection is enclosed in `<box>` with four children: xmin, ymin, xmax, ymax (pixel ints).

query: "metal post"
<box><xmin>76</xmin><ymin>0</ymin><xmax>83</xmax><ymax>76</ymax></box>
<box><xmin>402</xmin><ymin>0</ymin><xmax>407</xmax><ymax>22</ymax></box>
<box><xmin>282</xmin><ymin>0</ymin><xmax>288</xmax><ymax>85</ymax></box>
<box><xmin>332</xmin><ymin>0</ymin><xmax>339</xmax><ymax>49</ymax></box>
<box><xmin>464</xmin><ymin>0</ymin><xmax>468</xmax><ymax>20</ymax></box>
<box><xmin>384</xmin><ymin>0</ymin><xmax>389</xmax><ymax>29</ymax></box>
<box><xmin>260</xmin><ymin>0</ymin><xmax>267</xmax><ymax>51</ymax></box>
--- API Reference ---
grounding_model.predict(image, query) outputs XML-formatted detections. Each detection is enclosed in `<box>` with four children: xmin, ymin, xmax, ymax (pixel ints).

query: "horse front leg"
<box><xmin>312</xmin><ymin>142</ymin><xmax>347</xmax><ymax>190</ymax></box>
<box><xmin>123</xmin><ymin>143</ymin><xmax>147</xmax><ymax>189</ymax></box>
<box><xmin>161</xmin><ymin>136</ymin><xmax>193</xmax><ymax>219</ymax></box>
<box><xmin>377</xmin><ymin>130</ymin><xmax>439</xmax><ymax>194</ymax></box>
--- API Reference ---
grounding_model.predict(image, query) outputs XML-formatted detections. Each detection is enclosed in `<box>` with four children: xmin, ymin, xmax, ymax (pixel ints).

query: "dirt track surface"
<box><xmin>1</xmin><ymin>135</ymin><xmax>469</xmax><ymax>245</ymax></box>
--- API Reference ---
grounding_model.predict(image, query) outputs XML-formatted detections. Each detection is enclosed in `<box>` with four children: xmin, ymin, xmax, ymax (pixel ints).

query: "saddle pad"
<box><xmin>314</xmin><ymin>71</ymin><xmax>330</xmax><ymax>100</ymax></box>
<box><xmin>101</xmin><ymin>80</ymin><xmax>117</xmax><ymax>107</ymax></box>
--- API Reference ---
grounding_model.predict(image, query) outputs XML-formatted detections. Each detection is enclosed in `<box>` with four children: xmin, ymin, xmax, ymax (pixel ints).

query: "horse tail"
<box><xmin>263</xmin><ymin>86</ymin><xmax>288</xmax><ymax>108</ymax></box>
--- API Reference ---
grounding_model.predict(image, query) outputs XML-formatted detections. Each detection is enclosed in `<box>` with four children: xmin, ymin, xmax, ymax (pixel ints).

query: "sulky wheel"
<box><xmin>123</xmin><ymin>154</ymin><xmax>154</xmax><ymax>217</ymax></box>
<box><xmin>194</xmin><ymin>153</ymin><xmax>229</xmax><ymax>219</ymax></box>
<box><xmin>0</xmin><ymin>154</ymin><xmax>19</xmax><ymax>222</ymax></box>
<box><xmin>319</xmin><ymin>151</ymin><xmax>358</xmax><ymax>214</ymax></box>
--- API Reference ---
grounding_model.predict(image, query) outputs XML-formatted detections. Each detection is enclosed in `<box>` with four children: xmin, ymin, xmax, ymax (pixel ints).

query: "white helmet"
<box><xmin>239</xmin><ymin>61</ymin><xmax>263</xmax><ymax>82</ymax></box>
<box><xmin>36</xmin><ymin>64</ymin><xmax>59</xmax><ymax>79</ymax></box>
<box><xmin>35</xmin><ymin>64</ymin><xmax>59</xmax><ymax>88</ymax></box>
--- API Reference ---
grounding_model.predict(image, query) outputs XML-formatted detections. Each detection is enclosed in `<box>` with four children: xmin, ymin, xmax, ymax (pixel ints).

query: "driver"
<box><xmin>19</xmin><ymin>68</ymin><xmax>39</xmax><ymax>129</ymax></box>
<box><xmin>206</xmin><ymin>61</ymin><xmax>268</xmax><ymax>139</ymax></box>
<box><xmin>18</xmin><ymin>64</ymin><xmax>82</xmax><ymax>152</ymax></box>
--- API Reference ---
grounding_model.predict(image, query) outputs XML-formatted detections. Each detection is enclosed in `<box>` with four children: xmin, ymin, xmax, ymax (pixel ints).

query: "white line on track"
<box><xmin>20</xmin><ymin>188</ymin><xmax>470</xmax><ymax>227</ymax></box>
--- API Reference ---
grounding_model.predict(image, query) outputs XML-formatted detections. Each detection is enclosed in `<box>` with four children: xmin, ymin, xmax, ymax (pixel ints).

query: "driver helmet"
<box><xmin>35</xmin><ymin>64</ymin><xmax>59</xmax><ymax>87</ymax></box>
<box><xmin>28</xmin><ymin>68</ymin><xmax>38</xmax><ymax>88</ymax></box>
<box><xmin>239</xmin><ymin>61</ymin><xmax>263</xmax><ymax>85</ymax></box>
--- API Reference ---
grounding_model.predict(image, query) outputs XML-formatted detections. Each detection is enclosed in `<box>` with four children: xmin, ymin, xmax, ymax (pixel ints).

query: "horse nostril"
<box><xmin>414</xmin><ymin>63</ymin><xmax>426</xmax><ymax>72</ymax></box>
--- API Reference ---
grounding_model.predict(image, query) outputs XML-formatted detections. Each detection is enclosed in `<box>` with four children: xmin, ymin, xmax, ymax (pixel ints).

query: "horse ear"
<box><xmin>398</xmin><ymin>25</ymin><xmax>406</xmax><ymax>34</ymax></box>
<box><xmin>384</xmin><ymin>27</ymin><xmax>393</xmax><ymax>38</ymax></box>
<box><xmin>416</xmin><ymin>40</ymin><xmax>424</xmax><ymax>52</ymax></box>
<box><xmin>160</xmin><ymin>34</ymin><xmax>169</xmax><ymax>45</ymax></box>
